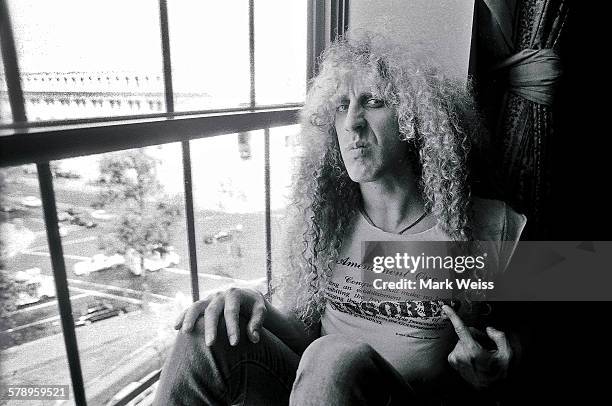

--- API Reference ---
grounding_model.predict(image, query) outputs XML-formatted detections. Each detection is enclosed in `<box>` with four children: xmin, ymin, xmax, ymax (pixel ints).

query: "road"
<box><xmin>1</xmin><ymin>307</ymin><xmax>175</xmax><ymax>406</ymax></box>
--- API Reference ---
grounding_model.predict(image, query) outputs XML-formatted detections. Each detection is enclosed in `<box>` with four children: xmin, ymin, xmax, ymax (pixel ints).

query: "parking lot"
<box><xmin>3</xmin><ymin>171</ymin><xmax>276</xmax><ymax>335</ymax></box>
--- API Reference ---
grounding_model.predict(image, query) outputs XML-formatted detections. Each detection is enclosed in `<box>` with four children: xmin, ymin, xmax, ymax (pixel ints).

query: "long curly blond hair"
<box><xmin>277</xmin><ymin>32</ymin><xmax>484</xmax><ymax>327</ymax></box>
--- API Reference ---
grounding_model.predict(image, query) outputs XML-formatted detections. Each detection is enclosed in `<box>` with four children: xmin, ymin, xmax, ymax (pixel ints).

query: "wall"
<box><xmin>348</xmin><ymin>0</ymin><xmax>475</xmax><ymax>80</ymax></box>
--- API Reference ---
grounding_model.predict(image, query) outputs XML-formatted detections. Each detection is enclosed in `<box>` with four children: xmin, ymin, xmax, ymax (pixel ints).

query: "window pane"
<box><xmin>0</xmin><ymin>165</ymin><xmax>73</xmax><ymax>401</ymax></box>
<box><xmin>52</xmin><ymin>144</ymin><xmax>190</xmax><ymax>405</ymax></box>
<box><xmin>9</xmin><ymin>0</ymin><xmax>165</xmax><ymax>122</ymax></box>
<box><xmin>255</xmin><ymin>0</ymin><xmax>307</xmax><ymax>105</ymax></box>
<box><xmin>168</xmin><ymin>0</ymin><xmax>251</xmax><ymax>112</ymax></box>
<box><xmin>269</xmin><ymin>125</ymin><xmax>301</xmax><ymax>303</ymax></box>
<box><xmin>191</xmin><ymin>132</ymin><xmax>269</xmax><ymax>294</ymax></box>
<box><xmin>0</xmin><ymin>51</ymin><xmax>12</xmax><ymax>124</ymax></box>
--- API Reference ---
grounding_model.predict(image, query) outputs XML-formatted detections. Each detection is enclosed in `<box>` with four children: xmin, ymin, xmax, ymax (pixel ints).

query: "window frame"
<box><xmin>0</xmin><ymin>0</ymin><xmax>341</xmax><ymax>404</ymax></box>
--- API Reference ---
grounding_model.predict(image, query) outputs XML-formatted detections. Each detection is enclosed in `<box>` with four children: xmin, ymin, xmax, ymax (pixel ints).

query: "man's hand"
<box><xmin>442</xmin><ymin>305</ymin><xmax>513</xmax><ymax>390</ymax></box>
<box><xmin>174</xmin><ymin>287</ymin><xmax>267</xmax><ymax>347</ymax></box>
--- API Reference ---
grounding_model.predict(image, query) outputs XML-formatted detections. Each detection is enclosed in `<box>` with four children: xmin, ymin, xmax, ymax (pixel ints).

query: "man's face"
<box><xmin>333</xmin><ymin>72</ymin><xmax>408</xmax><ymax>183</ymax></box>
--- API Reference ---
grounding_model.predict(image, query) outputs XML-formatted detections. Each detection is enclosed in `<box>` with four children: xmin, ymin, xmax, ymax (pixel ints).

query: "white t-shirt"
<box><xmin>320</xmin><ymin>198</ymin><xmax>527</xmax><ymax>389</ymax></box>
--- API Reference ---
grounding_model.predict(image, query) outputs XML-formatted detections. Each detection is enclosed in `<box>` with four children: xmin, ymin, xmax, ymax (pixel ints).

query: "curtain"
<box><xmin>471</xmin><ymin>0</ymin><xmax>569</xmax><ymax>239</ymax></box>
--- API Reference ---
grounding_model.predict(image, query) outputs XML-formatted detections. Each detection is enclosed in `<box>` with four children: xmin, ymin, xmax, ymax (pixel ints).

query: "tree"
<box><xmin>94</xmin><ymin>150</ymin><xmax>180</xmax><ymax>306</ymax></box>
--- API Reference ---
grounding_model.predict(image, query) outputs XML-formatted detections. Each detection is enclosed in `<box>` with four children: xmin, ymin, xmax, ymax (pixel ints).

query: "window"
<box><xmin>255</xmin><ymin>0</ymin><xmax>307</xmax><ymax>105</ymax></box>
<box><xmin>8</xmin><ymin>0</ymin><xmax>165</xmax><ymax>121</ymax></box>
<box><xmin>168</xmin><ymin>0</ymin><xmax>251</xmax><ymax>111</ymax></box>
<box><xmin>0</xmin><ymin>1</ymin><xmax>320</xmax><ymax>405</ymax></box>
<box><xmin>0</xmin><ymin>164</ymin><xmax>73</xmax><ymax>397</ymax></box>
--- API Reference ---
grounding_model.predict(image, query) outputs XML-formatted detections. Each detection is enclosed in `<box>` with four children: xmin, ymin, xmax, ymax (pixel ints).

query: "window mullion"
<box><xmin>182</xmin><ymin>141</ymin><xmax>200</xmax><ymax>302</ymax></box>
<box><xmin>0</xmin><ymin>108</ymin><xmax>300</xmax><ymax>168</ymax></box>
<box><xmin>342</xmin><ymin>0</ymin><xmax>350</xmax><ymax>37</ymax></box>
<box><xmin>307</xmin><ymin>0</ymin><xmax>326</xmax><ymax>81</ymax></box>
<box><xmin>264</xmin><ymin>128</ymin><xmax>272</xmax><ymax>301</ymax></box>
<box><xmin>159</xmin><ymin>0</ymin><xmax>200</xmax><ymax>301</ymax></box>
<box><xmin>37</xmin><ymin>162</ymin><xmax>88</xmax><ymax>406</ymax></box>
<box><xmin>330</xmin><ymin>0</ymin><xmax>350</xmax><ymax>42</ymax></box>
<box><xmin>159</xmin><ymin>0</ymin><xmax>174</xmax><ymax>114</ymax></box>
<box><xmin>249</xmin><ymin>0</ymin><xmax>256</xmax><ymax>107</ymax></box>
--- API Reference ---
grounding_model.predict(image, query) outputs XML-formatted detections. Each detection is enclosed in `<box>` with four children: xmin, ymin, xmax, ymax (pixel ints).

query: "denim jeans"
<box><xmin>154</xmin><ymin>316</ymin><xmax>421</xmax><ymax>406</ymax></box>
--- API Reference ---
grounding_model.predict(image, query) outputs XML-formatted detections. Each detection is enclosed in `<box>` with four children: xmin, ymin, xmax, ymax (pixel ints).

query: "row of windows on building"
<box><xmin>23</xmin><ymin>74</ymin><xmax>161</xmax><ymax>83</ymax></box>
<box><xmin>25</xmin><ymin>97</ymin><xmax>164</xmax><ymax>110</ymax></box>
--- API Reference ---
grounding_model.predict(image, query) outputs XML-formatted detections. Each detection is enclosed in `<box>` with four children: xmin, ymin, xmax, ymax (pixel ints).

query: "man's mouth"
<box><xmin>350</xmin><ymin>141</ymin><xmax>370</xmax><ymax>150</ymax></box>
<box><xmin>348</xmin><ymin>142</ymin><xmax>371</xmax><ymax>158</ymax></box>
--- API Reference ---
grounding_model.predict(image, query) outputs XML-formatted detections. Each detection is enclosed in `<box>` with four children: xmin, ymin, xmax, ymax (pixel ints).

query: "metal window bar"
<box><xmin>37</xmin><ymin>163</ymin><xmax>88</xmax><ymax>406</ymax></box>
<box><xmin>0</xmin><ymin>103</ymin><xmax>302</xmax><ymax>131</ymax></box>
<box><xmin>247</xmin><ymin>0</ymin><xmax>273</xmax><ymax>299</ymax></box>
<box><xmin>0</xmin><ymin>107</ymin><xmax>300</xmax><ymax>167</ymax></box>
<box><xmin>330</xmin><ymin>0</ymin><xmax>350</xmax><ymax>42</ymax></box>
<box><xmin>342</xmin><ymin>0</ymin><xmax>350</xmax><ymax>37</ymax></box>
<box><xmin>249</xmin><ymin>0</ymin><xmax>256</xmax><ymax>108</ymax></box>
<box><xmin>158</xmin><ymin>0</ymin><xmax>200</xmax><ymax>302</ymax></box>
<box><xmin>0</xmin><ymin>1</ymin><xmax>88</xmax><ymax>405</ymax></box>
<box><xmin>306</xmin><ymin>0</ymin><xmax>326</xmax><ymax>81</ymax></box>
<box><xmin>264</xmin><ymin>128</ymin><xmax>272</xmax><ymax>301</ymax></box>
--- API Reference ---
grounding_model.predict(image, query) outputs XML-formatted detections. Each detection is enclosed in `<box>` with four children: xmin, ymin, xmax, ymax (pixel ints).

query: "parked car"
<box><xmin>125</xmin><ymin>247</ymin><xmax>180</xmax><ymax>275</ymax></box>
<box><xmin>214</xmin><ymin>231</ymin><xmax>232</xmax><ymax>243</ymax></box>
<box><xmin>75</xmin><ymin>303</ymin><xmax>125</xmax><ymax>327</ymax></box>
<box><xmin>73</xmin><ymin>253</ymin><xmax>125</xmax><ymax>275</ymax></box>
<box><xmin>0</xmin><ymin>204</ymin><xmax>17</xmax><ymax>213</ymax></box>
<box><xmin>21</xmin><ymin>196</ymin><xmax>42</xmax><ymax>207</ymax></box>
<box><xmin>68</xmin><ymin>214</ymin><xmax>97</xmax><ymax>228</ymax></box>
<box><xmin>66</xmin><ymin>207</ymin><xmax>82</xmax><ymax>216</ymax></box>
<box><xmin>57</xmin><ymin>211</ymin><xmax>74</xmax><ymax>222</ymax></box>
<box><xmin>90</xmin><ymin>209</ymin><xmax>116</xmax><ymax>221</ymax></box>
<box><xmin>145</xmin><ymin>248</ymin><xmax>180</xmax><ymax>271</ymax></box>
<box><xmin>14</xmin><ymin>267</ymin><xmax>56</xmax><ymax>306</ymax></box>
<box><xmin>53</xmin><ymin>167</ymin><xmax>81</xmax><ymax>179</ymax></box>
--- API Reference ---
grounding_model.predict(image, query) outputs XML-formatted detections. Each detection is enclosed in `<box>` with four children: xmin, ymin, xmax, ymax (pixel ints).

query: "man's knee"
<box><xmin>187</xmin><ymin>313</ymin><xmax>251</xmax><ymax>351</ymax></box>
<box><xmin>297</xmin><ymin>334</ymin><xmax>376</xmax><ymax>379</ymax></box>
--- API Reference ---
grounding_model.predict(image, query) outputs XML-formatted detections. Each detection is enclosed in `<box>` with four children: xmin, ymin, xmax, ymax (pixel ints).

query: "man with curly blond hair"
<box><xmin>155</xmin><ymin>32</ymin><xmax>526</xmax><ymax>406</ymax></box>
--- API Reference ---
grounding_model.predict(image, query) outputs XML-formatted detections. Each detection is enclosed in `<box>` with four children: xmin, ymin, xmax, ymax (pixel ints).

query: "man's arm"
<box><xmin>175</xmin><ymin>287</ymin><xmax>319</xmax><ymax>354</ymax></box>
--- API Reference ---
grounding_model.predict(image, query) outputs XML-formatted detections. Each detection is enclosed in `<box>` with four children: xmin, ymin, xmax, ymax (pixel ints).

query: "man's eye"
<box><xmin>336</xmin><ymin>104</ymin><xmax>349</xmax><ymax>112</ymax></box>
<box><xmin>365</xmin><ymin>98</ymin><xmax>384</xmax><ymax>108</ymax></box>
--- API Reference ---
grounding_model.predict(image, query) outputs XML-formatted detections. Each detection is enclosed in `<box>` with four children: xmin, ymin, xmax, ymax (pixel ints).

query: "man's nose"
<box><xmin>344</xmin><ymin>103</ymin><xmax>366</xmax><ymax>132</ymax></box>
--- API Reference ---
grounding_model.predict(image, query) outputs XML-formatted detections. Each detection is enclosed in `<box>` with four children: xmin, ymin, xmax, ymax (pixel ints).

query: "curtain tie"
<box><xmin>492</xmin><ymin>48</ymin><xmax>562</xmax><ymax>106</ymax></box>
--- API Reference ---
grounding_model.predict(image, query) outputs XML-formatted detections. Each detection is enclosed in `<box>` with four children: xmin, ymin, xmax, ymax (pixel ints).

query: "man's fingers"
<box><xmin>224</xmin><ymin>289</ymin><xmax>242</xmax><ymax>346</ymax></box>
<box><xmin>486</xmin><ymin>327</ymin><xmax>511</xmax><ymax>358</ymax></box>
<box><xmin>181</xmin><ymin>300</ymin><xmax>209</xmax><ymax>333</ymax></box>
<box><xmin>247</xmin><ymin>300</ymin><xmax>266</xmax><ymax>343</ymax></box>
<box><xmin>203</xmin><ymin>295</ymin><xmax>224</xmax><ymax>345</ymax></box>
<box><xmin>443</xmin><ymin>305</ymin><xmax>477</xmax><ymax>347</ymax></box>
